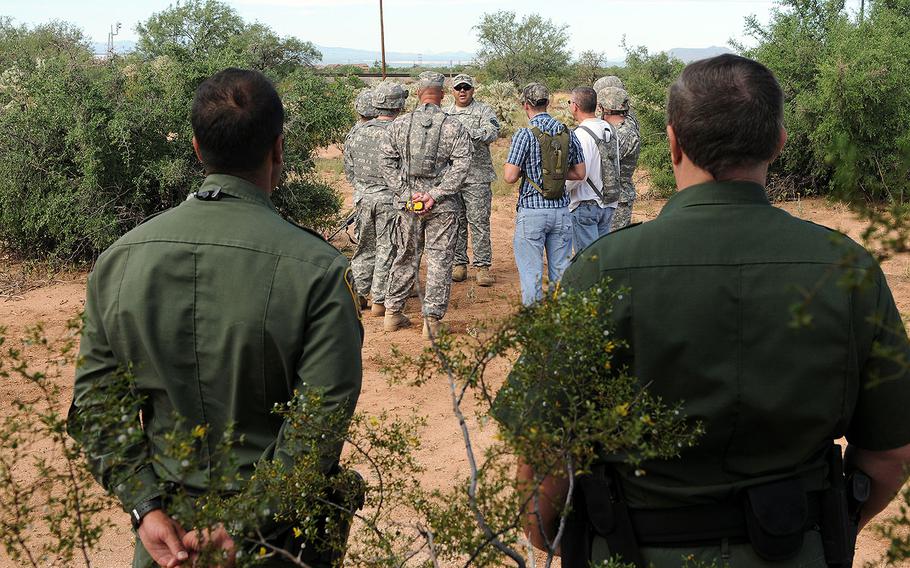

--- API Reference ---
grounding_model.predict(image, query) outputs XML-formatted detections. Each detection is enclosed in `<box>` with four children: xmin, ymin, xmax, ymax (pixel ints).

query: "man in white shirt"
<box><xmin>566</xmin><ymin>86</ymin><xmax>618</xmax><ymax>253</ymax></box>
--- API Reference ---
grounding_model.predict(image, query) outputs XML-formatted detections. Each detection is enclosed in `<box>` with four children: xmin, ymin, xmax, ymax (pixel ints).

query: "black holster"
<box><xmin>820</xmin><ymin>445</ymin><xmax>868</xmax><ymax>568</ymax></box>
<box><xmin>562</xmin><ymin>465</ymin><xmax>646</xmax><ymax>568</ymax></box>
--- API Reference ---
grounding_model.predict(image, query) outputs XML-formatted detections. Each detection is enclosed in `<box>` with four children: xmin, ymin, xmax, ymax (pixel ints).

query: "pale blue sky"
<box><xmin>1</xmin><ymin>0</ymin><xmax>866</xmax><ymax>59</ymax></box>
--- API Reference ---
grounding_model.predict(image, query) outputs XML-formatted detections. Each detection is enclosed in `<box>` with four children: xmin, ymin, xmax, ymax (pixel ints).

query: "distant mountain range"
<box><xmin>91</xmin><ymin>41</ymin><xmax>732</xmax><ymax>66</ymax></box>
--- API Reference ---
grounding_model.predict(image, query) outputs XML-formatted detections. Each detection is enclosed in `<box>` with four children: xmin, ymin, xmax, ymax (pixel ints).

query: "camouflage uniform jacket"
<box><xmin>442</xmin><ymin>99</ymin><xmax>499</xmax><ymax>184</ymax></box>
<box><xmin>617</xmin><ymin>117</ymin><xmax>641</xmax><ymax>203</ymax></box>
<box><xmin>344</xmin><ymin>118</ymin><xmax>394</xmax><ymax>202</ymax></box>
<box><xmin>380</xmin><ymin>102</ymin><xmax>473</xmax><ymax>214</ymax></box>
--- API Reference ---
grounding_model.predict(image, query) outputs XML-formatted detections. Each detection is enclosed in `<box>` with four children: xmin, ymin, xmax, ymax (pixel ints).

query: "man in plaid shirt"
<box><xmin>503</xmin><ymin>82</ymin><xmax>586</xmax><ymax>305</ymax></box>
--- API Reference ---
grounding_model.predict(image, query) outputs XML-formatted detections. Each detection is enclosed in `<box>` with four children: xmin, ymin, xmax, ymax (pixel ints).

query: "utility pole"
<box><xmin>379</xmin><ymin>0</ymin><xmax>387</xmax><ymax>79</ymax></box>
<box><xmin>107</xmin><ymin>21</ymin><xmax>121</xmax><ymax>58</ymax></box>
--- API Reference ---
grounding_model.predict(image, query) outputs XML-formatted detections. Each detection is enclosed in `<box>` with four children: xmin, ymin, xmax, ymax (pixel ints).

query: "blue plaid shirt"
<box><xmin>506</xmin><ymin>113</ymin><xmax>583</xmax><ymax>209</ymax></box>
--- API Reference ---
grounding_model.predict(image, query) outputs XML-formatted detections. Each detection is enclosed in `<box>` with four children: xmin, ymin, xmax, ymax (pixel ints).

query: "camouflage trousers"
<box><xmin>350</xmin><ymin>192</ymin><xmax>396</xmax><ymax>304</ymax></box>
<box><xmin>453</xmin><ymin>183</ymin><xmax>493</xmax><ymax>267</ymax></box>
<box><xmin>610</xmin><ymin>183</ymin><xmax>637</xmax><ymax>232</ymax></box>
<box><xmin>385</xmin><ymin>210</ymin><xmax>457</xmax><ymax>320</ymax></box>
<box><xmin>610</xmin><ymin>198</ymin><xmax>636</xmax><ymax>232</ymax></box>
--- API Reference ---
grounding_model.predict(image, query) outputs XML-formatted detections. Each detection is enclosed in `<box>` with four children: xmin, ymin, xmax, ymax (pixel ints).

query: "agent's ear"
<box><xmin>192</xmin><ymin>136</ymin><xmax>204</xmax><ymax>164</ymax></box>
<box><xmin>667</xmin><ymin>124</ymin><xmax>683</xmax><ymax>166</ymax></box>
<box><xmin>772</xmin><ymin>127</ymin><xmax>787</xmax><ymax>162</ymax></box>
<box><xmin>272</xmin><ymin>134</ymin><xmax>284</xmax><ymax>167</ymax></box>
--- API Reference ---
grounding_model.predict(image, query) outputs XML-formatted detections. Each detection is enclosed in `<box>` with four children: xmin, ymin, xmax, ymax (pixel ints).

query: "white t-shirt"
<box><xmin>567</xmin><ymin>117</ymin><xmax>619</xmax><ymax>211</ymax></box>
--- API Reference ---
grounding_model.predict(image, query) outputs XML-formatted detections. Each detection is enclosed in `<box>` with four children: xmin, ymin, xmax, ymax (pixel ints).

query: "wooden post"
<box><xmin>380</xmin><ymin>0</ymin><xmax>387</xmax><ymax>79</ymax></box>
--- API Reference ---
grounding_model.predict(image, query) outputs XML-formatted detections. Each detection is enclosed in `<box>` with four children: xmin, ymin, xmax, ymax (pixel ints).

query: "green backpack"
<box><xmin>526</xmin><ymin>125</ymin><xmax>570</xmax><ymax>200</ymax></box>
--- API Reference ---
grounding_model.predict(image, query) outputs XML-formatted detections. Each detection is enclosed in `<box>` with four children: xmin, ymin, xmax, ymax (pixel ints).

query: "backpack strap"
<box><xmin>574</xmin><ymin>125</ymin><xmax>607</xmax><ymax>203</ymax></box>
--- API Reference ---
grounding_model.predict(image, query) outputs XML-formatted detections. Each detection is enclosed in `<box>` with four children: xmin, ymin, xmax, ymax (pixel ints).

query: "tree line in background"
<box><xmin>0</xmin><ymin>0</ymin><xmax>359</xmax><ymax>263</ymax></box>
<box><xmin>5</xmin><ymin>1</ymin><xmax>907</xmax><ymax>263</ymax></box>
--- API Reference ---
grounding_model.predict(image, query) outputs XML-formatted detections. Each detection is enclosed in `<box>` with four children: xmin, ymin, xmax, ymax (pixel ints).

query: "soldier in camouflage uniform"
<box><xmin>443</xmin><ymin>74</ymin><xmax>499</xmax><ymax>286</ymax></box>
<box><xmin>597</xmin><ymin>86</ymin><xmax>641</xmax><ymax>231</ymax></box>
<box><xmin>380</xmin><ymin>71</ymin><xmax>472</xmax><ymax>339</ymax></box>
<box><xmin>343</xmin><ymin>81</ymin><xmax>407</xmax><ymax>318</ymax></box>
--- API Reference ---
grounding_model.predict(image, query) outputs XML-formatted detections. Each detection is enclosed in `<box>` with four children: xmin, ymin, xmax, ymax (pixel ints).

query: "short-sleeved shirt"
<box><xmin>562</xmin><ymin>180</ymin><xmax>910</xmax><ymax>508</ymax></box>
<box><xmin>506</xmin><ymin>113</ymin><xmax>583</xmax><ymax>209</ymax></box>
<box><xmin>566</xmin><ymin>117</ymin><xmax>618</xmax><ymax>211</ymax></box>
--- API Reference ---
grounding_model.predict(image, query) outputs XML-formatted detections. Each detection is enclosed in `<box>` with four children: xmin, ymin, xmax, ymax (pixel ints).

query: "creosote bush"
<box><xmin>0</xmin><ymin>1</ymin><xmax>358</xmax><ymax>263</ymax></box>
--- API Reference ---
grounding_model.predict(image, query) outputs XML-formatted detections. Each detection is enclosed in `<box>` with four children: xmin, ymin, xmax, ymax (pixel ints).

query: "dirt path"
<box><xmin>1</xmin><ymin>178</ymin><xmax>908</xmax><ymax>566</ymax></box>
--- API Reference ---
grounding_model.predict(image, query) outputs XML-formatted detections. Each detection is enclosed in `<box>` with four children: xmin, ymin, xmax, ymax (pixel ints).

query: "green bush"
<box><xmin>621</xmin><ymin>46</ymin><xmax>684</xmax><ymax>197</ymax></box>
<box><xmin>741</xmin><ymin>0</ymin><xmax>910</xmax><ymax>202</ymax></box>
<box><xmin>0</xmin><ymin>2</ymin><xmax>357</xmax><ymax>263</ymax></box>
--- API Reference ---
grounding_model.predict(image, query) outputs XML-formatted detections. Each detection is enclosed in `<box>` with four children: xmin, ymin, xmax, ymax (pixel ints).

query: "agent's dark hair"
<box><xmin>191</xmin><ymin>68</ymin><xmax>284</xmax><ymax>173</ymax></box>
<box><xmin>571</xmin><ymin>87</ymin><xmax>597</xmax><ymax>114</ymax></box>
<box><xmin>667</xmin><ymin>54</ymin><xmax>783</xmax><ymax>179</ymax></box>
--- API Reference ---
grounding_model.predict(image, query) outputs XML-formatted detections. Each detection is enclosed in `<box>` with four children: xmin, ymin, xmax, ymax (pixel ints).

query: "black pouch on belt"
<box><xmin>743</xmin><ymin>478</ymin><xmax>808</xmax><ymax>562</ymax></box>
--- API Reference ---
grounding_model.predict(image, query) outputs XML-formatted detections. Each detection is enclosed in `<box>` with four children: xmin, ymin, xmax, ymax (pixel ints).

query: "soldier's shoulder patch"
<box><xmin>343</xmin><ymin>266</ymin><xmax>362</xmax><ymax>321</ymax></box>
<box><xmin>490</xmin><ymin>117</ymin><xmax>500</xmax><ymax>128</ymax></box>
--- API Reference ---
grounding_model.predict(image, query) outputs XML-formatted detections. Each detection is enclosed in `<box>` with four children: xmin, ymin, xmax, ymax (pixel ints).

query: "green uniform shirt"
<box><xmin>70</xmin><ymin>174</ymin><xmax>363</xmax><ymax>514</ymax></box>
<box><xmin>563</xmin><ymin>180</ymin><xmax>910</xmax><ymax>508</ymax></box>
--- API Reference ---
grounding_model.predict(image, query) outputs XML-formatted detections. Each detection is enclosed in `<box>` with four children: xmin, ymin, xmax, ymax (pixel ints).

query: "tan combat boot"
<box><xmin>451</xmin><ymin>264</ymin><xmax>467</xmax><ymax>282</ymax></box>
<box><xmin>476</xmin><ymin>267</ymin><xmax>495</xmax><ymax>287</ymax></box>
<box><xmin>371</xmin><ymin>302</ymin><xmax>386</xmax><ymax>317</ymax></box>
<box><xmin>423</xmin><ymin>316</ymin><xmax>444</xmax><ymax>340</ymax></box>
<box><xmin>384</xmin><ymin>311</ymin><xmax>411</xmax><ymax>332</ymax></box>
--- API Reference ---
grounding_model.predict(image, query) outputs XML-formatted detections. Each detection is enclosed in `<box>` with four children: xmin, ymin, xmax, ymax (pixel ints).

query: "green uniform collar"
<box><xmin>661</xmin><ymin>180</ymin><xmax>770</xmax><ymax>216</ymax></box>
<box><xmin>198</xmin><ymin>174</ymin><xmax>276</xmax><ymax>211</ymax></box>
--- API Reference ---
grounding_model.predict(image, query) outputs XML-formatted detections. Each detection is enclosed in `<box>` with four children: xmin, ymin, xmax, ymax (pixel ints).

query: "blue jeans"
<box><xmin>572</xmin><ymin>202</ymin><xmax>615</xmax><ymax>255</ymax></box>
<box><xmin>513</xmin><ymin>207</ymin><xmax>573</xmax><ymax>306</ymax></box>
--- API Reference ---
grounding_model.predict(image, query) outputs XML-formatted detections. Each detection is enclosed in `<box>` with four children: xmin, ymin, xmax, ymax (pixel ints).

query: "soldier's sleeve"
<box><xmin>473</xmin><ymin>103</ymin><xmax>500</xmax><ymax>144</ymax></box>
<box><xmin>273</xmin><ymin>253</ymin><xmax>363</xmax><ymax>473</ymax></box>
<box><xmin>68</xmin><ymin>260</ymin><xmax>163</xmax><ymax>514</ymax></box>
<box><xmin>428</xmin><ymin>122</ymin><xmax>472</xmax><ymax>203</ymax></box>
<box><xmin>379</xmin><ymin>123</ymin><xmax>404</xmax><ymax>196</ymax></box>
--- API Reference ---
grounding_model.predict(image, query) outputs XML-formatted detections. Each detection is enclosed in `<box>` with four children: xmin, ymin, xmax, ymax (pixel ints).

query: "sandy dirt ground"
<box><xmin>1</xmin><ymin>155</ymin><xmax>908</xmax><ymax>566</ymax></box>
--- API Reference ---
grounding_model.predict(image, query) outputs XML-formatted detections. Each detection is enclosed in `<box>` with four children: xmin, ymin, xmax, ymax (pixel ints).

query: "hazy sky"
<box><xmin>1</xmin><ymin>0</ymin><xmax>866</xmax><ymax>59</ymax></box>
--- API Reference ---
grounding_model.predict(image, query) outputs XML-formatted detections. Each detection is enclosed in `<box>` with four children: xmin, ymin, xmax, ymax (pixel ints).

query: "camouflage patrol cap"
<box><xmin>451</xmin><ymin>73</ymin><xmax>474</xmax><ymax>88</ymax></box>
<box><xmin>372</xmin><ymin>80</ymin><xmax>407</xmax><ymax>110</ymax></box>
<box><xmin>521</xmin><ymin>82</ymin><xmax>549</xmax><ymax>106</ymax></box>
<box><xmin>597</xmin><ymin>86</ymin><xmax>631</xmax><ymax>113</ymax></box>
<box><xmin>416</xmin><ymin>71</ymin><xmax>445</xmax><ymax>90</ymax></box>
<box><xmin>593</xmin><ymin>75</ymin><xmax>625</xmax><ymax>92</ymax></box>
<box><xmin>354</xmin><ymin>89</ymin><xmax>378</xmax><ymax>118</ymax></box>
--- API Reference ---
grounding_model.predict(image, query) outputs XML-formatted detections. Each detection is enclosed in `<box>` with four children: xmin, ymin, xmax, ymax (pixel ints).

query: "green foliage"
<box><xmin>741</xmin><ymin>0</ymin><xmax>910</xmax><ymax>202</ymax></box>
<box><xmin>473</xmin><ymin>11</ymin><xmax>572</xmax><ymax>88</ymax></box>
<box><xmin>0</xmin><ymin>2</ymin><xmax>354</xmax><ymax>263</ymax></box>
<box><xmin>621</xmin><ymin>45</ymin><xmax>685</xmax><ymax>197</ymax></box>
<box><xmin>383</xmin><ymin>281</ymin><xmax>700</xmax><ymax>566</ymax></box>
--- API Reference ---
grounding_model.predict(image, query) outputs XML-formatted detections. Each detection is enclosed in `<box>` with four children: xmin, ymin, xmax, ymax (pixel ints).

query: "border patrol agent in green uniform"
<box><xmin>516</xmin><ymin>55</ymin><xmax>910</xmax><ymax>567</ymax></box>
<box><xmin>69</xmin><ymin>68</ymin><xmax>363</xmax><ymax>568</ymax></box>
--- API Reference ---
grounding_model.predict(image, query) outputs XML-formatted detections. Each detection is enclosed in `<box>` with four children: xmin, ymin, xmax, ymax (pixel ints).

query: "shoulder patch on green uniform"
<box><xmin>343</xmin><ymin>266</ymin><xmax>362</xmax><ymax>321</ymax></box>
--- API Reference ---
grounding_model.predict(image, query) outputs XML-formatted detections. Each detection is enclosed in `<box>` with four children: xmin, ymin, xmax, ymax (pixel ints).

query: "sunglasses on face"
<box><xmin>454</xmin><ymin>84</ymin><xmax>473</xmax><ymax>92</ymax></box>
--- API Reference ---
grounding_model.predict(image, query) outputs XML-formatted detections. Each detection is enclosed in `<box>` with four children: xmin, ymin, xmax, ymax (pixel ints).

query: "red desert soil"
<box><xmin>1</xmin><ymin>169</ymin><xmax>908</xmax><ymax>566</ymax></box>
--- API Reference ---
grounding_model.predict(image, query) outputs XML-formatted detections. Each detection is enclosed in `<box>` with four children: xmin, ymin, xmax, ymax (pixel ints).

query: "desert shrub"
<box><xmin>0</xmin><ymin>2</ymin><xmax>356</xmax><ymax>263</ymax></box>
<box><xmin>741</xmin><ymin>0</ymin><xmax>910</xmax><ymax>202</ymax></box>
<box><xmin>621</xmin><ymin>46</ymin><xmax>684</xmax><ymax>197</ymax></box>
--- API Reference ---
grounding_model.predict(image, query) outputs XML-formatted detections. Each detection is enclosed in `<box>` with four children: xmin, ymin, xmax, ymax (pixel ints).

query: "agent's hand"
<box><xmin>182</xmin><ymin>525</ymin><xmax>236</xmax><ymax>567</ymax></box>
<box><xmin>136</xmin><ymin>510</ymin><xmax>189</xmax><ymax>567</ymax></box>
<box><xmin>412</xmin><ymin>192</ymin><xmax>435</xmax><ymax>215</ymax></box>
